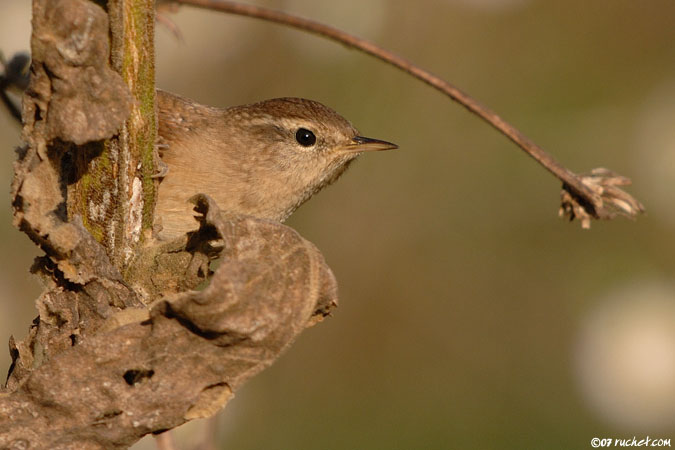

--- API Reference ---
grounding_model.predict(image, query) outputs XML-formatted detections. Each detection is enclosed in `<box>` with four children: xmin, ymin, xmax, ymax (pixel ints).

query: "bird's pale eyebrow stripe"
<box><xmin>246</xmin><ymin>123</ymin><xmax>288</xmax><ymax>141</ymax></box>
<box><xmin>245</xmin><ymin>117</ymin><xmax>276</xmax><ymax>127</ymax></box>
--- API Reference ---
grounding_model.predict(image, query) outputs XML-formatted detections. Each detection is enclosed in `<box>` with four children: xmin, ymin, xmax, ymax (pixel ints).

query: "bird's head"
<box><xmin>226</xmin><ymin>97</ymin><xmax>398</xmax><ymax>219</ymax></box>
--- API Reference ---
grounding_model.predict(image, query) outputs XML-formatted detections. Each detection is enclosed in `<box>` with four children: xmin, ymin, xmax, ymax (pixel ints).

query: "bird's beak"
<box><xmin>341</xmin><ymin>136</ymin><xmax>398</xmax><ymax>153</ymax></box>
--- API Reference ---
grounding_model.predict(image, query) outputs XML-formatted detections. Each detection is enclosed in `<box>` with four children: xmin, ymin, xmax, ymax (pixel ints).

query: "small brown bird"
<box><xmin>156</xmin><ymin>90</ymin><xmax>397</xmax><ymax>239</ymax></box>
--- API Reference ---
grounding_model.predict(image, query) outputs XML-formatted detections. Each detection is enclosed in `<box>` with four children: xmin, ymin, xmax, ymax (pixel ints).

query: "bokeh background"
<box><xmin>1</xmin><ymin>0</ymin><xmax>674</xmax><ymax>448</ymax></box>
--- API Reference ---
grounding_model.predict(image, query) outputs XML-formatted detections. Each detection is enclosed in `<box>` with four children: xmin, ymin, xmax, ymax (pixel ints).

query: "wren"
<box><xmin>155</xmin><ymin>90</ymin><xmax>397</xmax><ymax>239</ymax></box>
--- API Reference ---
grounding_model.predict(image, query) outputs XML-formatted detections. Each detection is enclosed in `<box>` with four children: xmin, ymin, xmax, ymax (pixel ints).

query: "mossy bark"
<box><xmin>67</xmin><ymin>0</ymin><xmax>156</xmax><ymax>270</ymax></box>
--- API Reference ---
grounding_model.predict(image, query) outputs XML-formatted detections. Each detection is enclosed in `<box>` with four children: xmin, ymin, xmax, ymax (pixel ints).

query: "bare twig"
<box><xmin>170</xmin><ymin>0</ymin><xmax>644</xmax><ymax>226</ymax></box>
<box><xmin>0</xmin><ymin>51</ymin><xmax>30</xmax><ymax>122</ymax></box>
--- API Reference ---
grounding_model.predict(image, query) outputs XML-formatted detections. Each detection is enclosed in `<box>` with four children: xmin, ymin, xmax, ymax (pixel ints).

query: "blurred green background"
<box><xmin>1</xmin><ymin>0</ymin><xmax>674</xmax><ymax>448</ymax></box>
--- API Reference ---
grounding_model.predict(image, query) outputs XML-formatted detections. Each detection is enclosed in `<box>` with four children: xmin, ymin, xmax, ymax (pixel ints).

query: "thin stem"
<box><xmin>0</xmin><ymin>51</ymin><xmax>29</xmax><ymax>122</ymax></box>
<box><xmin>173</xmin><ymin>0</ymin><xmax>601</xmax><ymax>211</ymax></box>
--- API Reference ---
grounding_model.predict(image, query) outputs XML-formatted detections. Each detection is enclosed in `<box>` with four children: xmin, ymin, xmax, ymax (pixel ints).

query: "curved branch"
<box><xmin>170</xmin><ymin>0</ymin><xmax>644</xmax><ymax>225</ymax></box>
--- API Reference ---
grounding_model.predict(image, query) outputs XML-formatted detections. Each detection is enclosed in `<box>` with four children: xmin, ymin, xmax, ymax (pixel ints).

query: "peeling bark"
<box><xmin>1</xmin><ymin>197</ymin><xmax>337</xmax><ymax>449</ymax></box>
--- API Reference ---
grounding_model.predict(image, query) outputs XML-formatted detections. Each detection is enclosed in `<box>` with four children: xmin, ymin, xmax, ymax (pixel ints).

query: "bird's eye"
<box><xmin>295</xmin><ymin>128</ymin><xmax>316</xmax><ymax>147</ymax></box>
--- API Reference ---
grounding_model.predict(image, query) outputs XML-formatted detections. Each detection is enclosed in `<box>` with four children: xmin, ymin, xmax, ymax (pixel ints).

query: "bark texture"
<box><xmin>2</xmin><ymin>196</ymin><xmax>337</xmax><ymax>449</ymax></box>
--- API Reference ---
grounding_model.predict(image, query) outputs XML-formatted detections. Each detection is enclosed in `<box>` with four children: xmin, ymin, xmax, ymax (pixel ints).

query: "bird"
<box><xmin>155</xmin><ymin>89</ymin><xmax>397</xmax><ymax>239</ymax></box>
